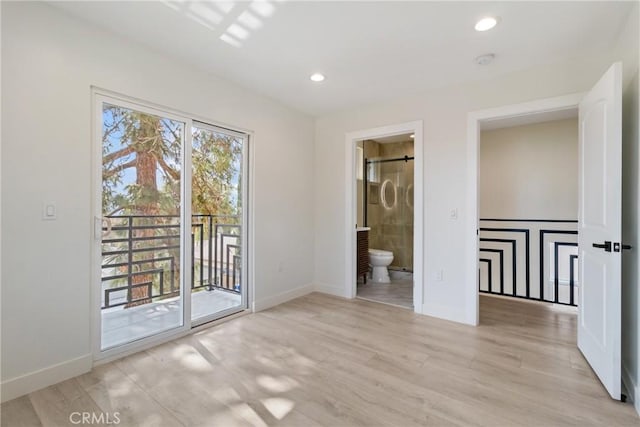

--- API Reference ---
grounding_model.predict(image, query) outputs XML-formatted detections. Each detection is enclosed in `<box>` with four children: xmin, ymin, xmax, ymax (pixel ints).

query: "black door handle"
<box><xmin>593</xmin><ymin>241</ymin><xmax>612</xmax><ymax>252</ymax></box>
<box><xmin>614</xmin><ymin>242</ymin><xmax>633</xmax><ymax>252</ymax></box>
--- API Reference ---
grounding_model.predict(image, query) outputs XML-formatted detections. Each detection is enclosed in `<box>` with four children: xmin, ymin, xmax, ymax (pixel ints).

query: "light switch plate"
<box><xmin>43</xmin><ymin>202</ymin><xmax>57</xmax><ymax>220</ymax></box>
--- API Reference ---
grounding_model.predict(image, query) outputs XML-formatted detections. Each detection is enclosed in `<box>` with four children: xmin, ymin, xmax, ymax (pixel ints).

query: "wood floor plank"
<box><xmin>0</xmin><ymin>396</ymin><xmax>42</xmax><ymax>427</ymax></box>
<box><xmin>75</xmin><ymin>365</ymin><xmax>184</xmax><ymax>427</ymax></box>
<box><xmin>27</xmin><ymin>379</ymin><xmax>107</xmax><ymax>427</ymax></box>
<box><xmin>3</xmin><ymin>293</ymin><xmax>639</xmax><ymax>426</ymax></box>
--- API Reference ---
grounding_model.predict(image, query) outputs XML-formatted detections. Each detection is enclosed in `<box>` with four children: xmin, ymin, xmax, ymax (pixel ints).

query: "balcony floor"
<box><xmin>102</xmin><ymin>289</ymin><xmax>242</xmax><ymax>350</ymax></box>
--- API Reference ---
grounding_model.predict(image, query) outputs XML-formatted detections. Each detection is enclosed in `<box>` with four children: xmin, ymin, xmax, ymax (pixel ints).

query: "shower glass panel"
<box><xmin>378</xmin><ymin>158</ymin><xmax>413</xmax><ymax>270</ymax></box>
<box><xmin>365</xmin><ymin>140</ymin><xmax>414</xmax><ymax>271</ymax></box>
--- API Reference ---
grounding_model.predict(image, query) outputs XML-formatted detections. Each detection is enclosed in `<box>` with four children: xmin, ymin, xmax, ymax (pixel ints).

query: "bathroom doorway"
<box><xmin>355</xmin><ymin>134</ymin><xmax>415</xmax><ymax>309</ymax></box>
<box><xmin>345</xmin><ymin>121</ymin><xmax>423</xmax><ymax>314</ymax></box>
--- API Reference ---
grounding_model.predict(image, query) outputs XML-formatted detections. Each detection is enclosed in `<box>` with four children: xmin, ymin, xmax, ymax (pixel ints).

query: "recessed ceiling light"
<box><xmin>310</xmin><ymin>73</ymin><xmax>325</xmax><ymax>82</ymax></box>
<box><xmin>410</xmin><ymin>134</ymin><xmax>415</xmax><ymax>139</ymax></box>
<box><xmin>475</xmin><ymin>16</ymin><xmax>498</xmax><ymax>32</ymax></box>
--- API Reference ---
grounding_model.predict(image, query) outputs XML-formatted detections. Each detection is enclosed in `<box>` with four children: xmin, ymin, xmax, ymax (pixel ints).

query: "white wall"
<box><xmin>0</xmin><ymin>1</ymin><xmax>3</xmax><ymax>402</ymax></box>
<box><xmin>314</xmin><ymin>8</ymin><xmax>638</xmax><ymax>324</ymax></box>
<box><xmin>622</xmin><ymin>69</ymin><xmax>640</xmax><ymax>412</ymax></box>
<box><xmin>1</xmin><ymin>2</ymin><xmax>314</xmax><ymax>400</ymax></box>
<box><xmin>480</xmin><ymin>118</ymin><xmax>578</xmax><ymax>220</ymax></box>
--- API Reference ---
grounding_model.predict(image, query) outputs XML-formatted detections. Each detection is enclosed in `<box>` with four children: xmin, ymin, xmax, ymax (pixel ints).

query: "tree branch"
<box><xmin>164</xmin><ymin>119</ymin><xmax>182</xmax><ymax>144</ymax></box>
<box><xmin>106</xmin><ymin>205</ymin><xmax>134</xmax><ymax>217</ymax></box>
<box><xmin>104</xmin><ymin>159</ymin><xmax>137</xmax><ymax>179</ymax></box>
<box><xmin>103</xmin><ymin>146</ymin><xmax>134</xmax><ymax>164</ymax></box>
<box><xmin>157</xmin><ymin>157</ymin><xmax>180</xmax><ymax>181</ymax></box>
<box><xmin>102</xmin><ymin>116</ymin><xmax>126</xmax><ymax>142</ymax></box>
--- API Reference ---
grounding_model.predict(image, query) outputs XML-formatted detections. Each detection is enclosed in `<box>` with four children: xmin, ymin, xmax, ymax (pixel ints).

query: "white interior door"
<box><xmin>578</xmin><ymin>62</ymin><xmax>623</xmax><ymax>400</ymax></box>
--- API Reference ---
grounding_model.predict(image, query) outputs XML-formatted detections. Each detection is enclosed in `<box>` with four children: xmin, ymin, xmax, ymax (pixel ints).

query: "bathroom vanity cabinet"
<box><xmin>357</xmin><ymin>228</ymin><xmax>369</xmax><ymax>283</ymax></box>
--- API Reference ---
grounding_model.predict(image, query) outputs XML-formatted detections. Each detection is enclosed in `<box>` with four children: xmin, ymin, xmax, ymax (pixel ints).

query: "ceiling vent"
<box><xmin>474</xmin><ymin>53</ymin><xmax>495</xmax><ymax>65</ymax></box>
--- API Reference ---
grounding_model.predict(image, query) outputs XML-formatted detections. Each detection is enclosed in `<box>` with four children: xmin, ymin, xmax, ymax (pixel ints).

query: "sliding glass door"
<box><xmin>95</xmin><ymin>93</ymin><xmax>248</xmax><ymax>355</ymax></box>
<box><xmin>98</xmin><ymin>100</ymin><xmax>186</xmax><ymax>351</ymax></box>
<box><xmin>190</xmin><ymin>122</ymin><xmax>247</xmax><ymax>324</ymax></box>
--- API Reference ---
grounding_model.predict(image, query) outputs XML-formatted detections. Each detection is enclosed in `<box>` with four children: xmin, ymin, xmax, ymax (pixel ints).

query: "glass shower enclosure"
<box><xmin>363</xmin><ymin>140</ymin><xmax>414</xmax><ymax>272</ymax></box>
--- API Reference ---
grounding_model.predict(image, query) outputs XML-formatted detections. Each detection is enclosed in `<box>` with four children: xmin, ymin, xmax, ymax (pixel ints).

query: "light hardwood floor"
<box><xmin>2</xmin><ymin>294</ymin><xmax>638</xmax><ymax>427</ymax></box>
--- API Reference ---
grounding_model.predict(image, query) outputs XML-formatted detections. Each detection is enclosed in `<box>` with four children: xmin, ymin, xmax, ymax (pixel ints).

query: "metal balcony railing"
<box><xmin>478</xmin><ymin>218</ymin><xmax>578</xmax><ymax>306</ymax></box>
<box><xmin>101</xmin><ymin>214</ymin><xmax>241</xmax><ymax>309</ymax></box>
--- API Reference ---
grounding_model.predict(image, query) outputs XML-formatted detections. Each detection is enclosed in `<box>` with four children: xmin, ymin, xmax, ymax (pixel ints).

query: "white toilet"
<box><xmin>368</xmin><ymin>249</ymin><xmax>394</xmax><ymax>283</ymax></box>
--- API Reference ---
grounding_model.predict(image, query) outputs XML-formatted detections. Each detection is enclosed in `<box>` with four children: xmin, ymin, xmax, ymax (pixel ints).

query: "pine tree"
<box><xmin>102</xmin><ymin>104</ymin><xmax>241</xmax><ymax>307</ymax></box>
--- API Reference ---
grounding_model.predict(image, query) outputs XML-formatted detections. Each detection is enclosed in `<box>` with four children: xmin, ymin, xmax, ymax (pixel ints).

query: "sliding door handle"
<box><xmin>94</xmin><ymin>216</ymin><xmax>112</xmax><ymax>240</ymax></box>
<box><xmin>592</xmin><ymin>241</ymin><xmax>612</xmax><ymax>252</ymax></box>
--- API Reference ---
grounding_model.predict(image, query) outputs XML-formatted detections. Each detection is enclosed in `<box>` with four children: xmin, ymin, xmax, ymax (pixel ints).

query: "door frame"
<box><xmin>465</xmin><ymin>93</ymin><xmax>585</xmax><ymax>325</ymax></box>
<box><xmin>90</xmin><ymin>87</ymin><xmax>254</xmax><ymax>363</ymax></box>
<box><xmin>345</xmin><ymin>120</ymin><xmax>424</xmax><ymax>313</ymax></box>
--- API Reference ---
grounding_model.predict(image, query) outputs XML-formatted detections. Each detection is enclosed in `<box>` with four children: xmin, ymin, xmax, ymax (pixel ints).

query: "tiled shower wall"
<box><xmin>363</xmin><ymin>140</ymin><xmax>414</xmax><ymax>270</ymax></box>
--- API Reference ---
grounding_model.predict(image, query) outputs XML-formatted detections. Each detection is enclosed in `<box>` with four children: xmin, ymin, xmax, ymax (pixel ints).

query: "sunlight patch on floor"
<box><xmin>260</xmin><ymin>397</ymin><xmax>294</xmax><ymax>420</ymax></box>
<box><xmin>256</xmin><ymin>375</ymin><xmax>299</xmax><ymax>393</ymax></box>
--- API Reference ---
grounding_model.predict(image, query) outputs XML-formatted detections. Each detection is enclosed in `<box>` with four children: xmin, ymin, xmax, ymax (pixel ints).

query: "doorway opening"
<box><xmin>345</xmin><ymin>121</ymin><xmax>423</xmax><ymax>314</ymax></box>
<box><xmin>356</xmin><ymin>134</ymin><xmax>415</xmax><ymax>309</ymax></box>
<box><xmin>467</xmin><ymin>63</ymin><xmax>624</xmax><ymax>401</ymax></box>
<box><xmin>465</xmin><ymin>93</ymin><xmax>584</xmax><ymax>325</ymax></box>
<box><xmin>478</xmin><ymin>112</ymin><xmax>580</xmax><ymax>313</ymax></box>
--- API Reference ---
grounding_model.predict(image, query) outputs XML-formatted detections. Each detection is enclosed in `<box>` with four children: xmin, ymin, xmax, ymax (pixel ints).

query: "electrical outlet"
<box><xmin>449</xmin><ymin>208</ymin><xmax>458</xmax><ymax>220</ymax></box>
<box><xmin>436</xmin><ymin>270</ymin><xmax>443</xmax><ymax>281</ymax></box>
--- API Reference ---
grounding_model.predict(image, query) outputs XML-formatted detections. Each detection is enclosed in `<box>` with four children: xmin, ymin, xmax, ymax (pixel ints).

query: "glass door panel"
<box><xmin>100</xmin><ymin>102</ymin><xmax>185</xmax><ymax>350</ymax></box>
<box><xmin>191</xmin><ymin>123</ymin><xmax>246</xmax><ymax>323</ymax></box>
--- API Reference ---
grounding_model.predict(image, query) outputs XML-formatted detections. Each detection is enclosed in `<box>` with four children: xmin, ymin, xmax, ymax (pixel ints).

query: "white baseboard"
<box><xmin>313</xmin><ymin>282</ymin><xmax>349</xmax><ymax>298</ymax></box>
<box><xmin>252</xmin><ymin>283</ymin><xmax>314</xmax><ymax>312</ymax></box>
<box><xmin>422</xmin><ymin>302</ymin><xmax>475</xmax><ymax>326</ymax></box>
<box><xmin>622</xmin><ymin>363</ymin><xmax>640</xmax><ymax>416</ymax></box>
<box><xmin>1</xmin><ymin>354</ymin><xmax>92</xmax><ymax>403</ymax></box>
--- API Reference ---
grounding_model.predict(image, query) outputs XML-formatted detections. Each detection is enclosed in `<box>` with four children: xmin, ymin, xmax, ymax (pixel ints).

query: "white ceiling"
<box><xmin>50</xmin><ymin>1</ymin><xmax>633</xmax><ymax>117</ymax></box>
